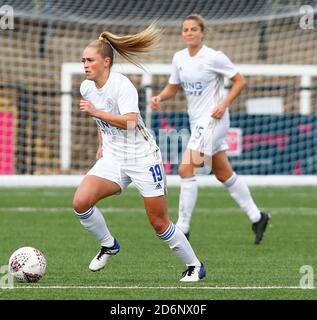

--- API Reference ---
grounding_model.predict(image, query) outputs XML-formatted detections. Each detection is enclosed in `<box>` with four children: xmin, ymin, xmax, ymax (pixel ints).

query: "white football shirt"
<box><xmin>169</xmin><ymin>45</ymin><xmax>238</xmax><ymax>124</ymax></box>
<box><xmin>80</xmin><ymin>71</ymin><xmax>159</xmax><ymax>162</ymax></box>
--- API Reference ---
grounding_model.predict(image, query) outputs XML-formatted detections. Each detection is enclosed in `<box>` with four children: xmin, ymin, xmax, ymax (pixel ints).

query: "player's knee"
<box><xmin>154</xmin><ymin>222</ymin><xmax>169</xmax><ymax>234</ymax></box>
<box><xmin>150</xmin><ymin>216</ymin><xmax>169</xmax><ymax>234</ymax></box>
<box><xmin>178</xmin><ymin>164</ymin><xmax>194</xmax><ymax>178</ymax></box>
<box><xmin>214</xmin><ymin>171</ymin><xmax>230</xmax><ymax>183</ymax></box>
<box><xmin>72</xmin><ymin>195</ymin><xmax>92</xmax><ymax>213</ymax></box>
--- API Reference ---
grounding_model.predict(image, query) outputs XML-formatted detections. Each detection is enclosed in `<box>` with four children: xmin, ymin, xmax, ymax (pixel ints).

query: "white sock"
<box><xmin>176</xmin><ymin>177</ymin><xmax>198</xmax><ymax>234</ymax></box>
<box><xmin>74</xmin><ymin>206</ymin><xmax>115</xmax><ymax>247</ymax></box>
<box><xmin>157</xmin><ymin>222</ymin><xmax>200</xmax><ymax>267</ymax></box>
<box><xmin>224</xmin><ymin>172</ymin><xmax>261</xmax><ymax>223</ymax></box>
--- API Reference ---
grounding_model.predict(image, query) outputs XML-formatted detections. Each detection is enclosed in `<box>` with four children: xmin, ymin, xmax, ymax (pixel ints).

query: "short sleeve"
<box><xmin>80</xmin><ymin>80</ymin><xmax>90</xmax><ymax>99</ymax></box>
<box><xmin>117</xmin><ymin>77</ymin><xmax>139</xmax><ymax>115</ymax></box>
<box><xmin>212</xmin><ymin>52</ymin><xmax>238</xmax><ymax>79</ymax></box>
<box><xmin>168</xmin><ymin>54</ymin><xmax>181</xmax><ymax>84</ymax></box>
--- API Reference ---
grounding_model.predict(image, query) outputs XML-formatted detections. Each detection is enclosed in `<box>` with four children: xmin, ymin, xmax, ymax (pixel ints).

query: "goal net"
<box><xmin>0</xmin><ymin>0</ymin><xmax>317</xmax><ymax>185</ymax></box>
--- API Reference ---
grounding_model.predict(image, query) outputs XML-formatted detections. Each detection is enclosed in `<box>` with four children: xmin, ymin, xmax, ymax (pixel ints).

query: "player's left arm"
<box><xmin>212</xmin><ymin>73</ymin><xmax>246</xmax><ymax>119</ymax></box>
<box><xmin>79</xmin><ymin>99</ymin><xmax>138</xmax><ymax>129</ymax></box>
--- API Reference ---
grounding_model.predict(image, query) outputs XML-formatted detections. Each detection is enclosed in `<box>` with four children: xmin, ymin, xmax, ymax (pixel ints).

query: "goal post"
<box><xmin>58</xmin><ymin>62</ymin><xmax>317</xmax><ymax>186</ymax></box>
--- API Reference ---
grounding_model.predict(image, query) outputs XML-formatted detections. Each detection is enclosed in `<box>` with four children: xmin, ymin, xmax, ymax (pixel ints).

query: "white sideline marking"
<box><xmin>0</xmin><ymin>207</ymin><xmax>317</xmax><ymax>216</ymax></box>
<box><xmin>9</xmin><ymin>285</ymin><xmax>314</xmax><ymax>290</ymax></box>
<box><xmin>0</xmin><ymin>189</ymin><xmax>314</xmax><ymax>199</ymax></box>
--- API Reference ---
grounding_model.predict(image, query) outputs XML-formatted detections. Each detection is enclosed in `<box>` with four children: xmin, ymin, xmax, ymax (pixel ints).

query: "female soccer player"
<box><xmin>151</xmin><ymin>14</ymin><xmax>270</xmax><ymax>244</ymax></box>
<box><xmin>72</xmin><ymin>24</ymin><xmax>206</xmax><ymax>281</ymax></box>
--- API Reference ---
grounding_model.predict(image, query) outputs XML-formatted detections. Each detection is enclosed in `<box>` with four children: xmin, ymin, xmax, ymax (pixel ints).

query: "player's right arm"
<box><xmin>150</xmin><ymin>83</ymin><xmax>180</xmax><ymax>110</ymax></box>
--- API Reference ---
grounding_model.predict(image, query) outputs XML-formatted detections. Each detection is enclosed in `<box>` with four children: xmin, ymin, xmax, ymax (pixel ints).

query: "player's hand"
<box><xmin>80</xmin><ymin>99</ymin><xmax>98</xmax><ymax>117</ymax></box>
<box><xmin>211</xmin><ymin>102</ymin><xmax>228</xmax><ymax>119</ymax></box>
<box><xmin>150</xmin><ymin>95</ymin><xmax>161</xmax><ymax>111</ymax></box>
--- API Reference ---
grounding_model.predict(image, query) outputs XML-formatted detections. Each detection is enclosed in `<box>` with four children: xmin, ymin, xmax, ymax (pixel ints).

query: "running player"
<box><xmin>151</xmin><ymin>14</ymin><xmax>270</xmax><ymax>244</ymax></box>
<box><xmin>72</xmin><ymin>24</ymin><xmax>206</xmax><ymax>281</ymax></box>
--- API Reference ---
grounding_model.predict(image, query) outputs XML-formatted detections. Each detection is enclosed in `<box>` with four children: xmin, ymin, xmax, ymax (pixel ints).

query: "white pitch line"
<box><xmin>6</xmin><ymin>285</ymin><xmax>315</xmax><ymax>290</ymax></box>
<box><xmin>1</xmin><ymin>207</ymin><xmax>317</xmax><ymax>216</ymax></box>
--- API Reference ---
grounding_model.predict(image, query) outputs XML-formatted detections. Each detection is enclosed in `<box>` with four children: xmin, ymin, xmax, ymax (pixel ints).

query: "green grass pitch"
<box><xmin>0</xmin><ymin>186</ymin><xmax>316</xmax><ymax>300</ymax></box>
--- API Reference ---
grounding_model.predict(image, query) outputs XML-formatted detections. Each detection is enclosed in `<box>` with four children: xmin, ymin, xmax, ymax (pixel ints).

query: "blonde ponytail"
<box><xmin>88</xmin><ymin>23</ymin><xmax>161</xmax><ymax>69</ymax></box>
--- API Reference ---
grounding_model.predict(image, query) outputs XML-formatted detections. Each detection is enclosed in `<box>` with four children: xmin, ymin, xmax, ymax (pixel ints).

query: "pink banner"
<box><xmin>0</xmin><ymin>112</ymin><xmax>15</xmax><ymax>174</ymax></box>
<box><xmin>225</xmin><ymin>128</ymin><xmax>242</xmax><ymax>156</ymax></box>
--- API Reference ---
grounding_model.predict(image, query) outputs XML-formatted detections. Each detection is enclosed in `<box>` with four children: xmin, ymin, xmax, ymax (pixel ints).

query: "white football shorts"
<box><xmin>86</xmin><ymin>151</ymin><xmax>166</xmax><ymax>197</ymax></box>
<box><xmin>187</xmin><ymin>111</ymin><xmax>230</xmax><ymax>156</ymax></box>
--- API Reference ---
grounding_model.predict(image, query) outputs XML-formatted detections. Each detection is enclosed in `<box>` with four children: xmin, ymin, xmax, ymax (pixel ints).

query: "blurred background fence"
<box><xmin>0</xmin><ymin>0</ymin><xmax>316</xmax><ymax>182</ymax></box>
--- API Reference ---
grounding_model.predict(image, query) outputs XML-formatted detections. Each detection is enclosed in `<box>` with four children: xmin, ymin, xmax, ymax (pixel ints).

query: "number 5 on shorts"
<box><xmin>149</xmin><ymin>164</ymin><xmax>163</xmax><ymax>183</ymax></box>
<box><xmin>195</xmin><ymin>125</ymin><xmax>204</xmax><ymax>139</ymax></box>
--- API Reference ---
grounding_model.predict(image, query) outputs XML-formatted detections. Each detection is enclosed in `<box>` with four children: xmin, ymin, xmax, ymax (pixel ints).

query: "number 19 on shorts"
<box><xmin>149</xmin><ymin>164</ymin><xmax>163</xmax><ymax>183</ymax></box>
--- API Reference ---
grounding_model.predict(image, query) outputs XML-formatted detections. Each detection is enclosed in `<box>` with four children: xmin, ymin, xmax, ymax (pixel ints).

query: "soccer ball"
<box><xmin>8</xmin><ymin>246</ymin><xmax>47</xmax><ymax>283</ymax></box>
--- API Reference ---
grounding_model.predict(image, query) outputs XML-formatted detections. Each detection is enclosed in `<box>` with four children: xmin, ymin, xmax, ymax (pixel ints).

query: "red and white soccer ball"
<box><xmin>8</xmin><ymin>246</ymin><xmax>47</xmax><ymax>283</ymax></box>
